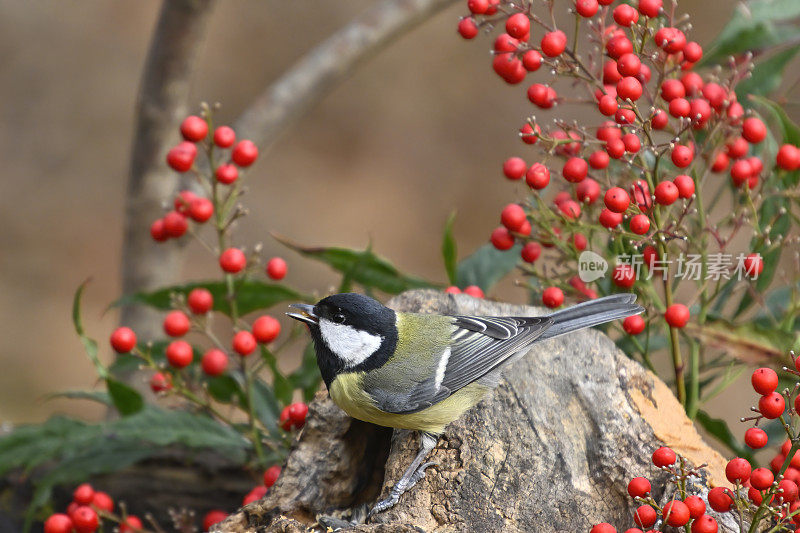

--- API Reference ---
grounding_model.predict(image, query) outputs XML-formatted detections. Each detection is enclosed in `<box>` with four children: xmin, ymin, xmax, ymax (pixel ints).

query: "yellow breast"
<box><xmin>329</xmin><ymin>372</ymin><xmax>489</xmax><ymax>434</ymax></box>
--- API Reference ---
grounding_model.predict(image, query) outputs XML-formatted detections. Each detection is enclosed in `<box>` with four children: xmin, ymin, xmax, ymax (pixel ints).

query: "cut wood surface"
<box><xmin>214</xmin><ymin>290</ymin><xmax>738</xmax><ymax>532</ymax></box>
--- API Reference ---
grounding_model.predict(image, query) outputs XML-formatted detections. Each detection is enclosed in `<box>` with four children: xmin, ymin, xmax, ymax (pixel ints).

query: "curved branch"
<box><xmin>233</xmin><ymin>0</ymin><xmax>458</xmax><ymax>150</ymax></box>
<box><xmin>121</xmin><ymin>0</ymin><xmax>215</xmax><ymax>341</ymax></box>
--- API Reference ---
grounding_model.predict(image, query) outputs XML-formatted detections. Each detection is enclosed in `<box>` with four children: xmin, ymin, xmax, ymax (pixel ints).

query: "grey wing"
<box><xmin>371</xmin><ymin>315</ymin><xmax>553</xmax><ymax>414</ymax></box>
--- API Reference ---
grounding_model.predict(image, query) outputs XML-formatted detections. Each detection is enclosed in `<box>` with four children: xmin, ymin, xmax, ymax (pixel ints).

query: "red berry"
<box><xmin>663</xmin><ymin>500</ymin><xmax>690</xmax><ymax>527</ymax></box>
<box><xmin>521</xmin><ymin>242</ymin><xmax>541</xmax><ymax>263</ymax></box>
<box><xmin>163</xmin><ymin>310</ymin><xmax>190</xmax><ymax>337</ymax></box>
<box><xmin>491</xmin><ymin>226</ymin><xmax>515</xmax><ymax>250</ymax></box>
<box><xmin>613</xmin><ymin>264</ymin><xmax>636</xmax><ymax>288</ymax></box>
<box><xmin>633</xmin><ymin>505</ymin><xmax>656</xmax><ymax>527</ymax></box>
<box><xmin>576</xmin><ymin>0</ymin><xmax>599</xmax><ymax>17</ymax></box>
<box><xmin>150</xmin><ymin>372</ymin><xmax>172</xmax><ymax>392</ymax></box>
<box><xmin>750</xmin><ymin>467</ymin><xmax>774</xmax><ymax>490</ymax></box>
<box><xmin>629</xmin><ymin>214</ymin><xmax>650</xmax><ymax>235</ymax></box>
<box><xmin>288</xmin><ymin>402</ymin><xmax>309</xmax><ymax>426</ymax></box>
<box><xmin>744</xmin><ymin>427</ymin><xmax>768</xmax><ymax>449</ymax></box>
<box><xmin>457</xmin><ymin>17</ymin><xmax>479</xmax><ymax>39</ymax></box>
<box><xmin>444</xmin><ymin>286</ymin><xmax>461</xmax><ymax>294</ymax></box>
<box><xmin>616</xmin><ymin>54</ymin><xmax>641</xmax><ymax>78</ymax></box>
<box><xmin>463</xmin><ymin>285</ymin><xmax>485</xmax><ymax>298</ymax></box>
<box><xmin>605</xmin><ymin>138</ymin><xmax>626</xmax><ymax>159</ymax></box>
<box><xmin>655</xmin><ymin>27</ymin><xmax>686</xmax><ymax>53</ymax></box>
<box><xmin>467</xmin><ymin>0</ymin><xmax>488</xmax><ymax>14</ymax></box>
<box><xmin>779</xmin><ymin>479</ymin><xmax>799</xmax><ymax>502</ymax></box>
<box><xmin>216</xmin><ymin>163</ymin><xmax>239</xmax><ymax>185</ymax></box>
<box><xmin>527</xmin><ymin>83</ymin><xmax>557</xmax><ymax>108</ymax></box>
<box><xmin>681</xmin><ymin>71</ymin><xmax>704</xmax><ymax>96</ymax></box>
<box><xmin>180</xmin><ymin>115</ymin><xmax>208</xmax><ymax>142</ymax></box>
<box><xmin>174</xmin><ymin>190</ymin><xmax>197</xmax><ymax>214</ymax></box>
<box><xmin>742</xmin><ymin>117</ymin><xmax>767</xmax><ymax>144</ymax></box>
<box><xmin>604</xmin><ymin>187</ymin><xmax>630</xmax><ymax>213</ymax></box>
<box><xmin>684</xmin><ymin>495</ymin><xmax>705</xmax><ymax>519</ymax></box>
<box><xmin>501</xmin><ymin>204</ymin><xmax>527</xmax><ymax>231</ymax></box>
<box><xmin>91</xmin><ymin>491</ymin><xmax>113</xmax><ymax>512</ymax></box>
<box><xmin>562</xmin><ymin>157</ymin><xmax>588</xmax><ymax>183</ymax></box>
<box><xmin>623</xmin><ymin>315</ymin><xmax>645</xmax><ymax>335</ymax></box>
<box><xmin>727</xmin><ymin>137</ymin><xmax>749</xmax><ymax>159</ymax></box>
<box><xmin>110</xmin><ymin>327</ymin><xmax>137</xmax><ymax>353</ymax></box>
<box><xmin>654</xmin><ymin>181</ymin><xmax>679</xmax><ymax>206</ymax></box>
<box><xmin>690</xmin><ymin>97</ymin><xmax>711</xmax><ymax>127</ymax></box>
<box><xmin>708</xmin><ymin>486</ymin><xmax>733</xmax><ymax>512</ymax></box>
<box><xmin>253</xmin><ymin>316</ymin><xmax>281</xmax><ymax>343</ymax></box>
<box><xmin>201</xmin><ymin>349</ymin><xmax>229</xmax><ymax>376</ymax></box>
<box><xmin>520</xmin><ymin>122</ymin><xmax>540</xmax><ymax>143</ymax></box>
<box><xmin>759</xmin><ymin>392</ymin><xmax>786</xmax><ymax>419</ymax></box>
<box><xmin>558</xmin><ymin>200</ymin><xmax>581</xmax><ymax>219</ymax></box>
<box><xmin>588</xmin><ymin>151</ymin><xmax>609</xmax><ymax>172</ymax></box>
<box><xmin>691</xmin><ymin>515</ymin><xmax>718</xmax><ymax>533</ymax></box>
<box><xmin>263</xmin><ymin>464</ymin><xmax>281</xmax><ymax>487</ymax></box>
<box><xmin>542</xmin><ymin>287</ymin><xmax>564</xmax><ymax>308</ymax></box>
<box><xmin>187</xmin><ymin>288</ymin><xmax>213</xmax><ymax>314</ymax></box>
<box><xmin>540</xmin><ymin>30</ymin><xmax>567</xmax><ymax>57</ymax></box>
<box><xmin>576</xmin><ymin>178</ymin><xmax>601</xmax><ymax>203</ymax></box>
<box><xmin>150</xmin><ymin>218</ymin><xmax>168</xmax><ymax>242</ymax></box>
<box><xmin>73</xmin><ymin>483</ymin><xmax>95</xmax><ymax>505</ymax></box>
<box><xmin>627</xmin><ymin>476</ymin><xmax>651</xmax><ymax>498</ymax></box>
<box><xmin>711</xmin><ymin>151</ymin><xmax>730</xmax><ymax>173</ymax></box>
<box><xmin>743</xmin><ymin>253</ymin><xmax>763</xmax><ymax>277</ymax></box>
<box><xmin>613</xmin><ymin>4</ymin><xmax>639</xmax><ymax>26</ymax></box>
<box><xmin>493</xmin><ymin>55</ymin><xmax>526</xmax><ymax>84</ymax></box>
<box><xmin>603</xmin><ymin>60</ymin><xmax>622</xmax><ymax>84</ymax></box>
<box><xmin>638</xmin><ymin>0</ymin><xmax>662</xmax><ymax>17</ymax></box>
<box><xmin>673</xmin><ymin>174</ymin><xmax>695</xmax><ymax>198</ymax></box>
<box><xmin>44</xmin><ymin>514</ymin><xmax>73</xmax><ymax>533</ymax></box>
<box><xmin>617</xmin><ymin>77</ymin><xmax>642</xmax><ymax>101</ymax></box>
<box><xmin>505</xmin><ymin>13</ymin><xmax>530</xmax><ymax>39</ymax></box>
<box><xmin>730</xmin><ymin>159</ymin><xmax>753</xmax><ymax>186</ymax></box>
<box><xmin>163</xmin><ymin>211</ymin><xmax>188</xmax><ymax>238</ymax></box>
<box><xmin>166</xmin><ymin>340</ymin><xmax>193</xmax><ymax>368</ymax></box>
<box><xmin>664</xmin><ymin>304</ymin><xmax>689</xmax><ymax>328</ymax></box>
<box><xmin>671</xmin><ymin>144</ymin><xmax>693</xmax><ymax>168</ymax></box>
<box><xmin>213</xmin><ymin>125</ymin><xmax>236</xmax><ymax>147</ymax></box>
<box><xmin>243</xmin><ymin>485</ymin><xmax>268</xmax><ymax>505</ymax></box>
<box><xmin>494</xmin><ymin>33</ymin><xmax>519</xmax><ymax>52</ymax></box>
<box><xmin>233</xmin><ymin>330</ymin><xmax>257</xmax><ymax>356</ymax></box>
<box><xmin>599</xmin><ymin>208</ymin><xmax>623</xmax><ymax>229</ymax></box>
<box><xmin>777</xmin><ymin>144</ymin><xmax>800</xmax><ymax>170</ymax></box>
<box><xmin>219</xmin><ymin>248</ymin><xmax>246</xmax><ymax>273</ymax></box>
<box><xmin>503</xmin><ymin>157</ymin><xmax>527</xmax><ymax>180</ymax></box>
<box><xmin>188</xmin><ymin>197</ymin><xmax>213</xmax><ymax>223</ymax></box>
<box><xmin>725</xmin><ymin>457</ymin><xmax>751</xmax><ymax>483</ymax></box>
<box><xmin>232</xmin><ymin>140</ymin><xmax>258</xmax><ymax>166</ymax></box>
<box><xmin>590</xmin><ymin>525</ymin><xmax>616</xmax><ymax>533</ymax></box>
<box><xmin>614</xmin><ymin>108</ymin><xmax>636</xmax><ymax>125</ymax></box>
<box><xmin>728</xmin><ymin>101</ymin><xmax>745</xmax><ymax>122</ymax></box>
<box><xmin>651</xmin><ymin>109</ymin><xmax>668</xmax><ymax>129</ymax></box>
<box><xmin>526</xmin><ymin>163</ymin><xmax>550</xmax><ymax>189</ymax></box>
<box><xmin>752</xmin><ymin>367</ymin><xmax>778</xmax><ymax>395</ymax></box>
<box><xmin>668</xmin><ymin>97</ymin><xmax>691</xmax><ymax>118</ymax></box>
<box><xmin>202</xmin><ymin>510</ymin><xmax>228</xmax><ymax>532</ymax></box>
<box><xmin>598</xmin><ymin>94</ymin><xmax>619</xmax><ymax>116</ymax></box>
<box><xmin>606</xmin><ymin>35</ymin><xmax>633</xmax><ymax>59</ymax></box>
<box><xmin>660</xmin><ymin>79</ymin><xmax>685</xmax><ymax>101</ymax></box>
<box><xmin>266</xmin><ymin>257</ymin><xmax>288</xmax><ymax>280</ymax></box>
<box><xmin>643</xmin><ymin>245</ymin><xmax>658</xmax><ymax>269</ymax></box>
<box><xmin>71</xmin><ymin>506</ymin><xmax>99</xmax><ymax>533</ymax></box>
<box><xmin>652</xmin><ymin>446</ymin><xmax>676</xmax><ymax>467</ymax></box>
<box><xmin>166</xmin><ymin>142</ymin><xmax>197</xmax><ymax>172</ymax></box>
<box><xmin>683</xmin><ymin>41</ymin><xmax>703</xmax><ymax>63</ymax></box>
<box><xmin>572</xmin><ymin>233</ymin><xmax>588</xmax><ymax>251</ymax></box>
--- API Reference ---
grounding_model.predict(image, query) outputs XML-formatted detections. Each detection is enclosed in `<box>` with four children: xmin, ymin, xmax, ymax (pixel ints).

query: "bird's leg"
<box><xmin>369</xmin><ymin>431</ymin><xmax>439</xmax><ymax>516</ymax></box>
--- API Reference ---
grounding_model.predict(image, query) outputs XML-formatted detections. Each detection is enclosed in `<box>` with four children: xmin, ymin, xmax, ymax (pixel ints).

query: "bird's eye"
<box><xmin>333</xmin><ymin>313</ymin><xmax>346</xmax><ymax>324</ymax></box>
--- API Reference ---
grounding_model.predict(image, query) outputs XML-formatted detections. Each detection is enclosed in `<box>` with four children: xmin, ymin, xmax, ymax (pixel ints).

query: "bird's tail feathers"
<box><xmin>539</xmin><ymin>293</ymin><xmax>643</xmax><ymax>340</ymax></box>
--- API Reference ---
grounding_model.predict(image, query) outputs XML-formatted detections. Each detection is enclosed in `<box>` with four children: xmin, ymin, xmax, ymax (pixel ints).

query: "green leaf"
<box><xmin>750</xmin><ymin>94</ymin><xmax>800</xmax><ymax>145</ymax></box>
<box><xmin>289</xmin><ymin>342</ymin><xmax>323</xmax><ymax>402</ymax></box>
<box><xmin>696</xmin><ymin>410</ymin><xmax>753</xmax><ymax>462</ymax></box>
<box><xmin>274</xmin><ymin>234</ymin><xmax>437</xmax><ymax>294</ymax></box>
<box><xmin>72</xmin><ymin>282</ymin><xmax>108</xmax><ymax>380</ymax></box>
<box><xmin>251</xmin><ymin>381</ymin><xmax>282</xmax><ymax>437</ymax></box>
<box><xmin>456</xmin><ymin>243</ymin><xmax>521</xmax><ymax>292</ymax></box>
<box><xmin>737</xmin><ymin>46</ymin><xmax>800</xmax><ymax>99</ymax></box>
<box><xmin>702</xmin><ymin>0</ymin><xmax>800</xmax><ymax>65</ymax></box>
<box><xmin>114</xmin><ymin>280</ymin><xmax>310</xmax><ymax>317</ymax></box>
<box><xmin>207</xmin><ymin>374</ymin><xmax>245</xmax><ymax>404</ymax></box>
<box><xmin>259</xmin><ymin>346</ymin><xmax>293</xmax><ymax>406</ymax></box>
<box><xmin>106</xmin><ymin>378</ymin><xmax>144</xmax><ymax>416</ymax></box>
<box><xmin>442</xmin><ymin>211</ymin><xmax>458</xmax><ymax>285</ymax></box>
<box><xmin>44</xmin><ymin>390</ymin><xmax>112</xmax><ymax>406</ymax></box>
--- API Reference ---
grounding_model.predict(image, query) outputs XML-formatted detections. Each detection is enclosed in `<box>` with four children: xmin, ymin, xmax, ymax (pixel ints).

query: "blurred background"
<box><xmin>0</xmin><ymin>0</ymin><xmax>788</xmax><ymax>430</ymax></box>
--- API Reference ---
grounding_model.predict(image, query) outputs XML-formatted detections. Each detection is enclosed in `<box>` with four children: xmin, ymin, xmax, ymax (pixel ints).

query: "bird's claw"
<box><xmin>406</xmin><ymin>461</ymin><xmax>438</xmax><ymax>489</ymax></box>
<box><xmin>369</xmin><ymin>461</ymin><xmax>439</xmax><ymax>516</ymax></box>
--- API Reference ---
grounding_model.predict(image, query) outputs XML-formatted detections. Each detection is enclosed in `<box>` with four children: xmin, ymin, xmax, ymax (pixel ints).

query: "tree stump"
<box><xmin>215</xmin><ymin>290</ymin><xmax>737</xmax><ymax>532</ymax></box>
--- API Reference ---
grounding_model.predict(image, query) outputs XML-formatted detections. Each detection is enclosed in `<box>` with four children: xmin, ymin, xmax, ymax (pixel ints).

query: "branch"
<box><xmin>120</xmin><ymin>0</ymin><xmax>215</xmax><ymax>342</ymax></box>
<box><xmin>233</xmin><ymin>0</ymin><xmax>458</xmax><ymax>150</ymax></box>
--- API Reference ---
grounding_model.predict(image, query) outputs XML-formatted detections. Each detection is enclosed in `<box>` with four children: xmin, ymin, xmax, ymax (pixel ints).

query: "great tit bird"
<box><xmin>287</xmin><ymin>292</ymin><xmax>642</xmax><ymax>514</ymax></box>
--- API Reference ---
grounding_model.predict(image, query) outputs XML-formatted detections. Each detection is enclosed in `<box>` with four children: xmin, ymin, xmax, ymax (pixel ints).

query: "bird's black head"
<box><xmin>287</xmin><ymin>293</ymin><xmax>397</xmax><ymax>388</ymax></box>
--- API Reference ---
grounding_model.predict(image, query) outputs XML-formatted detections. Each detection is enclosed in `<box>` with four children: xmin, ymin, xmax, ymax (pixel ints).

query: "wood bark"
<box><xmin>214</xmin><ymin>290</ymin><xmax>741</xmax><ymax>532</ymax></box>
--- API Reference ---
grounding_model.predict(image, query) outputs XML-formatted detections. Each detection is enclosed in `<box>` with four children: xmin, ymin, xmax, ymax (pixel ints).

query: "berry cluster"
<box><xmin>457</xmin><ymin>0</ymin><xmax>800</xmax><ymax>411</ymax></box>
<box><xmin>590</xmin><ymin>446</ymin><xmax>719</xmax><ymax>533</ymax></box>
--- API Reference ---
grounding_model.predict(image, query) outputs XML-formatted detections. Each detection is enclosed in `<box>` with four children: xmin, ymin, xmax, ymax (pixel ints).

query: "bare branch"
<box><xmin>121</xmin><ymin>0</ymin><xmax>216</xmax><ymax>340</ymax></box>
<box><xmin>233</xmin><ymin>0</ymin><xmax>458</xmax><ymax>150</ymax></box>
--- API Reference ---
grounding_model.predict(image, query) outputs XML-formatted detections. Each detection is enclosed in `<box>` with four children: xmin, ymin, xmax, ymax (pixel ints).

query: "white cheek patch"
<box><xmin>319</xmin><ymin>318</ymin><xmax>383</xmax><ymax>367</ymax></box>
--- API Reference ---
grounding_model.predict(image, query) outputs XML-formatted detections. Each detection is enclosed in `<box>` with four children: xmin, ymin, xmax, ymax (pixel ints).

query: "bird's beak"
<box><xmin>287</xmin><ymin>303</ymin><xmax>318</xmax><ymax>325</ymax></box>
